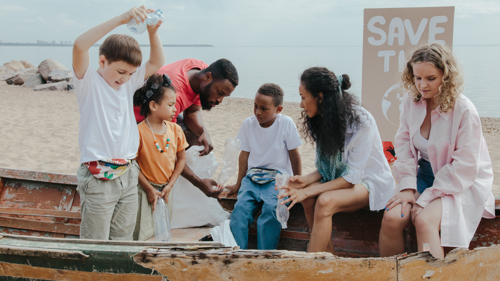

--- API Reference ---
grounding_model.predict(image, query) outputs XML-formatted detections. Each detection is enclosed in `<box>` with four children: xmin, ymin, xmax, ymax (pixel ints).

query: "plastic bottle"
<box><xmin>127</xmin><ymin>9</ymin><xmax>165</xmax><ymax>34</ymax></box>
<box><xmin>275</xmin><ymin>173</ymin><xmax>290</xmax><ymax>229</ymax></box>
<box><xmin>217</xmin><ymin>138</ymin><xmax>241</xmax><ymax>186</ymax></box>
<box><xmin>154</xmin><ymin>198</ymin><xmax>172</xmax><ymax>242</ymax></box>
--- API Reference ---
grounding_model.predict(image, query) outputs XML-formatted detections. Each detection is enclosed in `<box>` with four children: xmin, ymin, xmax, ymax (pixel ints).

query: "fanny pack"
<box><xmin>85</xmin><ymin>159</ymin><xmax>131</xmax><ymax>181</ymax></box>
<box><xmin>246</xmin><ymin>167</ymin><xmax>281</xmax><ymax>184</ymax></box>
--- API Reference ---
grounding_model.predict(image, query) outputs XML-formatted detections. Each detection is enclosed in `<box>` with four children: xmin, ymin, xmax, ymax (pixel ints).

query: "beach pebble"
<box><xmin>38</xmin><ymin>59</ymin><xmax>67</xmax><ymax>81</ymax></box>
<box><xmin>48</xmin><ymin>70</ymin><xmax>71</xmax><ymax>82</ymax></box>
<box><xmin>19</xmin><ymin>60</ymin><xmax>36</xmax><ymax>69</ymax></box>
<box><xmin>34</xmin><ymin>81</ymin><xmax>68</xmax><ymax>91</ymax></box>
<box><xmin>24</xmin><ymin>74</ymin><xmax>45</xmax><ymax>88</ymax></box>
<box><xmin>0</xmin><ymin>66</ymin><xmax>8</xmax><ymax>72</ymax></box>
<box><xmin>3</xmin><ymin>60</ymin><xmax>25</xmax><ymax>72</ymax></box>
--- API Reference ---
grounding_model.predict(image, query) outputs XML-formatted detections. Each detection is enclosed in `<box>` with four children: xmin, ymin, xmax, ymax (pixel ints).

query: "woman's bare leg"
<box><xmin>307</xmin><ymin>184</ymin><xmax>369</xmax><ymax>253</ymax></box>
<box><xmin>414</xmin><ymin>198</ymin><xmax>443</xmax><ymax>258</ymax></box>
<box><xmin>379</xmin><ymin>204</ymin><xmax>411</xmax><ymax>257</ymax></box>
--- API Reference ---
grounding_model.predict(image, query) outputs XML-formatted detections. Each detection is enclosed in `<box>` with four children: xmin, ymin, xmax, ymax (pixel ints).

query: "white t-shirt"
<box><xmin>236</xmin><ymin>114</ymin><xmax>303</xmax><ymax>175</ymax></box>
<box><xmin>73</xmin><ymin>64</ymin><xmax>146</xmax><ymax>163</ymax></box>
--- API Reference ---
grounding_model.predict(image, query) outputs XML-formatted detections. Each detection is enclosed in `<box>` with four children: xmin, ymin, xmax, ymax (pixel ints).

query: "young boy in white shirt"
<box><xmin>72</xmin><ymin>6</ymin><xmax>165</xmax><ymax>240</ymax></box>
<box><xmin>226</xmin><ymin>83</ymin><xmax>302</xmax><ymax>249</ymax></box>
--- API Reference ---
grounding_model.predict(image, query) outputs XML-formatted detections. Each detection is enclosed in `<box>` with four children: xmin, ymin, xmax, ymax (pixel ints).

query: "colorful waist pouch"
<box><xmin>85</xmin><ymin>159</ymin><xmax>131</xmax><ymax>181</ymax></box>
<box><xmin>246</xmin><ymin>167</ymin><xmax>281</xmax><ymax>184</ymax></box>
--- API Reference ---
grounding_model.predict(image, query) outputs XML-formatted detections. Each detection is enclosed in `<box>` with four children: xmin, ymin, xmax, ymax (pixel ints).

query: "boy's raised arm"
<box><xmin>72</xmin><ymin>6</ymin><xmax>149</xmax><ymax>79</ymax></box>
<box><xmin>144</xmin><ymin>20</ymin><xmax>165</xmax><ymax>79</ymax></box>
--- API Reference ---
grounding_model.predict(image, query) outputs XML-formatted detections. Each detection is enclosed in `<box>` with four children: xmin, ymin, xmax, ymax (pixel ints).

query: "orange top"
<box><xmin>137</xmin><ymin>121</ymin><xmax>188</xmax><ymax>184</ymax></box>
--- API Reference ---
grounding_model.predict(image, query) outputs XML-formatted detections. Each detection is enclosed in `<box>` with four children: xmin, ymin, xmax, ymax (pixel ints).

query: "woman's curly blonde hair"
<box><xmin>401</xmin><ymin>43</ymin><xmax>464</xmax><ymax>113</ymax></box>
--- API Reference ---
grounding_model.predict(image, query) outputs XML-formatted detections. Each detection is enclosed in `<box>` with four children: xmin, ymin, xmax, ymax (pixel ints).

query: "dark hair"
<box><xmin>300</xmin><ymin>67</ymin><xmax>361</xmax><ymax>157</ymax></box>
<box><xmin>133</xmin><ymin>74</ymin><xmax>176</xmax><ymax>117</ymax></box>
<box><xmin>201</xmin><ymin>58</ymin><xmax>239</xmax><ymax>87</ymax></box>
<box><xmin>99</xmin><ymin>34</ymin><xmax>142</xmax><ymax>67</ymax></box>
<box><xmin>257</xmin><ymin>83</ymin><xmax>284</xmax><ymax>106</ymax></box>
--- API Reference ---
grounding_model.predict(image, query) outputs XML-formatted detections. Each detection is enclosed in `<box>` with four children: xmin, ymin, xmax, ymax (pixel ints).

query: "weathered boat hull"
<box><xmin>0</xmin><ymin>167</ymin><xmax>499</xmax><ymax>280</ymax></box>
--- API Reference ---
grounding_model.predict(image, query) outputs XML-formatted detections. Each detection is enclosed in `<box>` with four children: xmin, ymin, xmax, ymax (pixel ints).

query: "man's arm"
<box><xmin>144</xmin><ymin>18</ymin><xmax>165</xmax><ymax>79</ymax></box>
<box><xmin>73</xmin><ymin>6</ymin><xmax>148</xmax><ymax>79</ymax></box>
<box><xmin>225</xmin><ymin>151</ymin><xmax>249</xmax><ymax>197</ymax></box>
<box><xmin>288</xmin><ymin>148</ymin><xmax>302</xmax><ymax>176</ymax></box>
<box><xmin>181</xmin><ymin>164</ymin><xmax>222</xmax><ymax>199</ymax></box>
<box><xmin>183</xmin><ymin>104</ymin><xmax>213</xmax><ymax>156</ymax></box>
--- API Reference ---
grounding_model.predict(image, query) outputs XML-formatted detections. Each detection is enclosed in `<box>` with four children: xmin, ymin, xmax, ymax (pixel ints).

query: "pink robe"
<box><xmin>392</xmin><ymin>93</ymin><xmax>495</xmax><ymax>248</ymax></box>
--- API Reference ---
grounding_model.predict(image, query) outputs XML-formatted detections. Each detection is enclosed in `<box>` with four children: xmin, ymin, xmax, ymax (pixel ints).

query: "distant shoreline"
<box><xmin>0</xmin><ymin>43</ymin><xmax>214</xmax><ymax>47</ymax></box>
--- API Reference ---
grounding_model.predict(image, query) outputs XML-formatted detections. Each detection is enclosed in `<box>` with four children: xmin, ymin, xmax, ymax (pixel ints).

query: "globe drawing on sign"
<box><xmin>381</xmin><ymin>83</ymin><xmax>406</xmax><ymax>126</ymax></box>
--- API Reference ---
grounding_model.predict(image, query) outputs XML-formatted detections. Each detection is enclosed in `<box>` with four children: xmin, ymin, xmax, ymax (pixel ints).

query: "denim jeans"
<box><xmin>417</xmin><ymin>158</ymin><xmax>435</xmax><ymax>194</ymax></box>
<box><xmin>230</xmin><ymin>176</ymin><xmax>282</xmax><ymax>250</ymax></box>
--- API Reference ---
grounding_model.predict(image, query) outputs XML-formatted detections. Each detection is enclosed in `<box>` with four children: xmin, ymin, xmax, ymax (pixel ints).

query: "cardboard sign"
<box><xmin>361</xmin><ymin>7</ymin><xmax>455</xmax><ymax>142</ymax></box>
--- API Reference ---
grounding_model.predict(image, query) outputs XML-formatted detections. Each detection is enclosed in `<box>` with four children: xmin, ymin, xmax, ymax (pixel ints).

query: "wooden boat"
<box><xmin>0</xmin><ymin>167</ymin><xmax>499</xmax><ymax>280</ymax></box>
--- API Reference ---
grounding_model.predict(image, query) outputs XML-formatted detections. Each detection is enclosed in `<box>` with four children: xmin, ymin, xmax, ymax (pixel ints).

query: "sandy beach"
<box><xmin>0</xmin><ymin>81</ymin><xmax>498</xmax><ymax>195</ymax></box>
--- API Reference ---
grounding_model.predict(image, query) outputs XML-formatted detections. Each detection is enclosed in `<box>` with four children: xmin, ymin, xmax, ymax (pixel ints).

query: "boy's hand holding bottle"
<box><xmin>120</xmin><ymin>6</ymin><xmax>148</xmax><ymax>26</ymax></box>
<box><xmin>224</xmin><ymin>183</ymin><xmax>240</xmax><ymax>198</ymax></box>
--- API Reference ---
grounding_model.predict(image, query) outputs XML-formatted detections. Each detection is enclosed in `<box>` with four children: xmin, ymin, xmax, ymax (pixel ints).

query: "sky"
<box><xmin>1</xmin><ymin>0</ymin><xmax>500</xmax><ymax>46</ymax></box>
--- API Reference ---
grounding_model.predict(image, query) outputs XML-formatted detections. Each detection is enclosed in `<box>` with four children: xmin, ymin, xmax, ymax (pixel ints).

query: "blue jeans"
<box><xmin>417</xmin><ymin>158</ymin><xmax>435</xmax><ymax>194</ymax></box>
<box><xmin>230</xmin><ymin>176</ymin><xmax>281</xmax><ymax>250</ymax></box>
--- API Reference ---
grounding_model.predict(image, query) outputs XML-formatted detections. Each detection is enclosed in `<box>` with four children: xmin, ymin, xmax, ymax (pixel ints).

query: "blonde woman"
<box><xmin>379</xmin><ymin>43</ymin><xmax>495</xmax><ymax>258</ymax></box>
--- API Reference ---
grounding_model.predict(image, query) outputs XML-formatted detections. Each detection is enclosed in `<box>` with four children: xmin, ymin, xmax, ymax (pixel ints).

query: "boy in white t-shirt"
<box><xmin>72</xmin><ymin>6</ymin><xmax>165</xmax><ymax>240</ymax></box>
<box><xmin>226</xmin><ymin>83</ymin><xmax>303</xmax><ymax>250</ymax></box>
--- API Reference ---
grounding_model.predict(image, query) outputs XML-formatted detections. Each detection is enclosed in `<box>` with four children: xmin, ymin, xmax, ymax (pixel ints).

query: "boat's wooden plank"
<box><xmin>0</xmin><ymin>216</ymin><xmax>80</xmax><ymax>235</ymax></box>
<box><xmin>0</xmin><ymin>262</ymin><xmax>163</xmax><ymax>281</ymax></box>
<box><xmin>0</xmin><ymin>168</ymin><xmax>77</xmax><ymax>185</ymax></box>
<box><xmin>0</xmin><ymin>233</ymin><xmax>225</xmax><ymax>248</ymax></box>
<box><xmin>134</xmin><ymin>249</ymin><xmax>397</xmax><ymax>281</ymax></box>
<box><xmin>0</xmin><ymin>207</ymin><xmax>81</xmax><ymax>218</ymax></box>
<box><xmin>398</xmin><ymin>245</ymin><xmax>500</xmax><ymax>280</ymax></box>
<box><xmin>0</xmin><ymin>245</ymin><xmax>89</xmax><ymax>260</ymax></box>
<box><xmin>59</xmin><ymin>186</ymin><xmax>77</xmax><ymax>212</ymax></box>
<box><xmin>0</xmin><ymin>227</ymin><xmax>66</xmax><ymax>238</ymax></box>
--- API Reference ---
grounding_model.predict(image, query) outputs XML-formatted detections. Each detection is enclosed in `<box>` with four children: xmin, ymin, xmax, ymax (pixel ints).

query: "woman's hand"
<box><xmin>385</xmin><ymin>189</ymin><xmax>415</xmax><ymax>217</ymax></box>
<box><xmin>276</xmin><ymin>175</ymin><xmax>305</xmax><ymax>190</ymax></box>
<box><xmin>411</xmin><ymin>204</ymin><xmax>424</xmax><ymax>225</ymax></box>
<box><xmin>278</xmin><ymin>186</ymin><xmax>307</xmax><ymax>210</ymax></box>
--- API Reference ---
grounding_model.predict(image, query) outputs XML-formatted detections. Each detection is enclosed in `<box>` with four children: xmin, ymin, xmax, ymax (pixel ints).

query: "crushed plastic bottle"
<box><xmin>275</xmin><ymin>173</ymin><xmax>290</xmax><ymax>229</ymax></box>
<box><xmin>217</xmin><ymin>138</ymin><xmax>241</xmax><ymax>186</ymax></box>
<box><xmin>127</xmin><ymin>9</ymin><xmax>165</xmax><ymax>34</ymax></box>
<box><xmin>154</xmin><ymin>198</ymin><xmax>172</xmax><ymax>242</ymax></box>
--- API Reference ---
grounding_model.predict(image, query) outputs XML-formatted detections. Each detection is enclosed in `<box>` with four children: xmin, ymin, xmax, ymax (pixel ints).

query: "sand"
<box><xmin>0</xmin><ymin>81</ymin><xmax>498</xmax><ymax>196</ymax></box>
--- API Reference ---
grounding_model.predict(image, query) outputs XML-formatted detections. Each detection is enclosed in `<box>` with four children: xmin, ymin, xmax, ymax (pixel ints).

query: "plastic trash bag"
<box><xmin>275</xmin><ymin>173</ymin><xmax>290</xmax><ymax>229</ymax></box>
<box><xmin>170</xmin><ymin>146</ymin><xmax>229</xmax><ymax>228</ymax></box>
<box><xmin>154</xmin><ymin>198</ymin><xmax>172</xmax><ymax>242</ymax></box>
<box><xmin>217</xmin><ymin>138</ymin><xmax>241</xmax><ymax>187</ymax></box>
<box><xmin>210</xmin><ymin>219</ymin><xmax>238</xmax><ymax>247</ymax></box>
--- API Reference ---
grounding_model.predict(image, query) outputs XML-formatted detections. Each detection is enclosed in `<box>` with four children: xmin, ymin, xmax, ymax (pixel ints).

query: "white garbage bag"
<box><xmin>210</xmin><ymin>219</ymin><xmax>238</xmax><ymax>247</ymax></box>
<box><xmin>217</xmin><ymin>138</ymin><xmax>241</xmax><ymax>186</ymax></box>
<box><xmin>170</xmin><ymin>146</ymin><xmax>230</xmax><ymax>229</ymax></box>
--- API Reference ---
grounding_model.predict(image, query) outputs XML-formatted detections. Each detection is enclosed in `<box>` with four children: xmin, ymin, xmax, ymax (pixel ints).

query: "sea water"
<box><xmin>0</xmin><ymin>45</ymin><xmax>498</xmax><ymax>117</ymax></box>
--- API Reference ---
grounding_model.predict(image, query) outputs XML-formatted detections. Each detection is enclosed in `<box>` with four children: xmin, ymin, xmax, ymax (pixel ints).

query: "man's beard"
<box><xmin>199</xmin><ymin>82</ymin><xmax>215</xmax><ymax>110</ymax></box>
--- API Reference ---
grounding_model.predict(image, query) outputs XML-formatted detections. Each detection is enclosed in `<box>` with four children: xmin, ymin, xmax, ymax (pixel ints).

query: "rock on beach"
<box><xmin>48</xmin><ymin>70</ymin><xmax>71</xmax><ymax>82</ymax></box>
<box><xmin>38</xmin><ymin>59</ymin><xmax>67</xmax><ymax>81</ymax></box>
<box><xmin>19</xmin><ymin>60</ymin><xmax>36</xmax><ymax>69</ymax></box>
<box><xmin>34</xmin><ymin>81</ymin><xmax>68</xmax><ymax>91</ymax></box>
<box><xmin>3</xmin><ymin>60</ymin><xmax>25</xmax><ymax>72</ymax></box>
<box><xmin>24</xmin><ymin>74</ymin><xmax>45</xmax><ymax>88</ymax></box>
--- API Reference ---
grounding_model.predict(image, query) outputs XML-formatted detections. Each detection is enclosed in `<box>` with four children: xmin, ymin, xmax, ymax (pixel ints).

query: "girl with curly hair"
<box><xmin>132</xmin><ymin>74</ymin><xmax>189</xmax><ymax>241</ymax></box>
<box><xmin>379</xmin><ymin>43</ymin><xmax>495</xmax><ymax>258</ymax></box>
<box><xmin>277</xmin><ymin>67</ymin><xmax>395</xmax><ymax>253</ymax></box>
